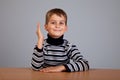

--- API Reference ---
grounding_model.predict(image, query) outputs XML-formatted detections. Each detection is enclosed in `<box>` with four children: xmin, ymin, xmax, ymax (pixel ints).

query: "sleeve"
<box><xmin>64</xmin><ymin>45</ymin><xmax>89</xmax><ymax>72</ymax></box>
<box><xmin>31</xmin><ymin>46</ymin><xmax>44</xmax><ymax>70</ymax></box>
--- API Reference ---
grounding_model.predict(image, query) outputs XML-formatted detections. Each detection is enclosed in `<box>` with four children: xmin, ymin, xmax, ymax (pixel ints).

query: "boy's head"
<box><xmin>45</xmin><ymin>8</ymin><xmax>67</xmax><ymax>25</ymax></box>
<box><xmin>44</xmin><ymin>8</ymin><xmax>68</xmax><ymax>38</ymax></box>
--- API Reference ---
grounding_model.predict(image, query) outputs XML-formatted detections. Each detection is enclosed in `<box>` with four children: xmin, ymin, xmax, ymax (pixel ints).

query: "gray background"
<box><xmin>0</xmin><ymin>0</ymin><xmax>120</xmax><ymax>69</ymax></box>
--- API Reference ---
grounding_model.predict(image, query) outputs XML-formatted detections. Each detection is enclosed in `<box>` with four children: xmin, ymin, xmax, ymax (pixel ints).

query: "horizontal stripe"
<box><xmin>32</xmin><ymin>58</ymin><xmax>43</xmax><ymax>63</ymax></box>
<box><xmin>33</xmin><ymin>53</ymin><xmax>43</xmax><ymax>57</ymax></box>
<box><xmin>71</xmin><ymin>49</ymin><xmax>79</xmax><ymax>53</ymax></box>
<box><xmin>71</xmin><ymin>52</ymin><xmax>81</xmax><ymax>59</ymax></box>
<box><xmin>44</xmin><ymin>58</ymin><xmax>68</xmax><ymax>62</ymax></box>
<box><xmin>31</xmin><ymin>60</ymin><xmax>43</xmax><ymax>67</ymax></box>
<box><xmin>47</xmin><ymin>49</ymin><xmax>65</xmax><ymax>52</ymax></box>
<box><xmin>44</xmin><ymin>61</ymin><xmax>68</xmax><ymax>66</ymax></box>
<box><xmin>31</xmin><ymin>63</ymin><xmax>41</xmax><ymax>69</ymax></box>
<box><xmin>44</xmin><ymin>53</ymin><xmax>67</xmax><ymax>57</ymax></box>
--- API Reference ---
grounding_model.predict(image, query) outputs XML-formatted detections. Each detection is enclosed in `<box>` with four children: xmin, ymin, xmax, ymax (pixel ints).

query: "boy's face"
<box><xmin>45</xmin><ymin>14</ymin><xmax>67</xmax><ymax>38</ymax></box>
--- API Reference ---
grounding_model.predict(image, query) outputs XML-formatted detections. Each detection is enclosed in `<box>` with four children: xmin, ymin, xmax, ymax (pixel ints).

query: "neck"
<box><xmin>46</xmin><ymin>34</ymin><xmax>64</xmax><ymax>45</ymax></box>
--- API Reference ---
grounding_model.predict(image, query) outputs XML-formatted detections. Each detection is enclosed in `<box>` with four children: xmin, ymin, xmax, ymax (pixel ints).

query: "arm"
<box><xmin>31</xmin><ymin>22</ymin><xmax>44</xmax><ymax>70</ymax></box>
<box><xmin>64</xmin><ymin>45</ymin><xmax>89</xmax><ymax>72</ymax></box>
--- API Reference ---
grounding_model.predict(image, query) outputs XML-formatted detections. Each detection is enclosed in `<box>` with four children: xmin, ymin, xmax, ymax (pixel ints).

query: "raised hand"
<box><xmin>36</xmin><ymin>22</ymin><xmax>44</xmax><ymax>49</ymax></box>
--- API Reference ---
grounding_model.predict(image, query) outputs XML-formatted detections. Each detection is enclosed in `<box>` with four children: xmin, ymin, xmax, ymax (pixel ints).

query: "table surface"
<box><xmin>0</xmin><ymin>68</ymin><xmax>120</xmax><ymax>80</ymax></box>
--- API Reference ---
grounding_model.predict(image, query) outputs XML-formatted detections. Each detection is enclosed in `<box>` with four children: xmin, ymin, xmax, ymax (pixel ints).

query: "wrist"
<box><xmin>37</xmin><ymin>39</ymin><xmax>44</xmax><ymax>49</ymax></box>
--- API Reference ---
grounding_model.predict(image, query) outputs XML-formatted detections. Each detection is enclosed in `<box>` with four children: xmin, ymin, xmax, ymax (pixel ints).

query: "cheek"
<box><xmin>46</xmin><ymin>28</ymin><xmax>53</xmax><ymax>32</ymax></box>
<box><xmin>63</xmin><ymin>27</ymin><xmax>67</xmax><ymax>32</ymax></box>
<box><xmin>45</xmin><ymin>25</ymin><xmax>51</xmax><ymax>31</ymax></box>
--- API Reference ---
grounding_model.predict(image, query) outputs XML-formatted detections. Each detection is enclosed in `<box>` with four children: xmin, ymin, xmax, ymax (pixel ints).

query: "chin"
<box><xmin>53</xmin><ymin>35</ymin><xmax>62</xmax><ymax>38</ymax></box>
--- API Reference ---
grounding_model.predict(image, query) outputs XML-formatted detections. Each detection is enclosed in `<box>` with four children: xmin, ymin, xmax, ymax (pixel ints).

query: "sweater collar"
<box><xmin>46</xmin><ymin>34</ymin><xmax>64</xmax><ymax>45</ymax></box>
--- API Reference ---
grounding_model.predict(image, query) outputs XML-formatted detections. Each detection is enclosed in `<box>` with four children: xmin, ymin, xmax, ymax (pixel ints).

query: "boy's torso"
<box><xmin>42</xmin><ymin>39</ymin><xmax>71</xmax><ymax>67</ymax></box>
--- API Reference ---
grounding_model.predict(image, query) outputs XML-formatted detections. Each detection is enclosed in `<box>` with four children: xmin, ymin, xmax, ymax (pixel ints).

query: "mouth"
<box><xmin>53</xmin><ymin>29</ymin><xmax>62</xmax><ymax>31</ymax></box>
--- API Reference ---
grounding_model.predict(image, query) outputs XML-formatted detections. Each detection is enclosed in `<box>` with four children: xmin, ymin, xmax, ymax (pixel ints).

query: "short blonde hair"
<box><xmin>45</xmin><ymin>8</ymin><xmax>67</xmax><ymax>25</ymax></box>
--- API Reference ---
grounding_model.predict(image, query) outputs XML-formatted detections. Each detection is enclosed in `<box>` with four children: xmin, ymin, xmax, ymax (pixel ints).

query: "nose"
<box><xmin>55</xmin><ymin>23</ymin><xmax>60</xmax><ymax>28</ymax></box>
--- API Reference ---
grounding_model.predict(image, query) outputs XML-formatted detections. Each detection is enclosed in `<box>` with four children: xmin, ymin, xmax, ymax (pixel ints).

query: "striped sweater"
<box><xmin>31</xmin><ymin>36</ymin><xmax>89</xmax><ymax>72</ymax></box>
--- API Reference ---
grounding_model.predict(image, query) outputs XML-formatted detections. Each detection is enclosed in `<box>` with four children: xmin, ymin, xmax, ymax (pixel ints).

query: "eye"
<box><xmin>51</xmin><ymin>21</ymin><xmax>56</xmax><ymax>24</ymax></box>
<box><xmin>59</xmin><ymin>22</ymin><xmax>65</xmax><ymax>25</ymax></box>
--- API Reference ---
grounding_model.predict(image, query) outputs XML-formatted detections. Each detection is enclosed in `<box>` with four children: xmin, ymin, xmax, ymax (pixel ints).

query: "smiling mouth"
<box><xmin>54</xmin><ymin>30</ymin><xmax>62</xmax><ymax>31</ymax></box>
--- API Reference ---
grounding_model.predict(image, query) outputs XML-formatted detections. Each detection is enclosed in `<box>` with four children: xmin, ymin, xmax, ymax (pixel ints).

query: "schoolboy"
<box><xmin>31</xmin><ymin>8</ymin><xmax>89</xmax><ymax>72</ymax></box>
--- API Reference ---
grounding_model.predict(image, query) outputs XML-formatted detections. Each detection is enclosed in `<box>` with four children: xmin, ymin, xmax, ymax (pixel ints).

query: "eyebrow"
<box><xmin>49</xmin><ymin>20</ymin><xmax>65</xmax><ymax>22</ymax></box>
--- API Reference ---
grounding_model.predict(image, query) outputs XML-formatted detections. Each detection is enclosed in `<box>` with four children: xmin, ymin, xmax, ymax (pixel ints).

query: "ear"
<box><xmin>44</xmin><ymin>24</ymin><xmax>48</xmax><ymax>31</ymax></box>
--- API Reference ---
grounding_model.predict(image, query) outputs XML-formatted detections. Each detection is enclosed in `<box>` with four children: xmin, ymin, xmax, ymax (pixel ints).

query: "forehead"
<box><xmin>49</xmin><ymin>14</ymin><xmax>66</xmax><ymax>21</ymax></box>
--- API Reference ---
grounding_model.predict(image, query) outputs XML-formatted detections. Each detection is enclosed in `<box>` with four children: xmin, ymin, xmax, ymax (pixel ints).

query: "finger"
<box><xmin>37</xmin><ymin>22</ymin><xmax>40</xmax><ymax>27</ymax></box>
<box><xmin>39</xmin><ymin>69</ymin><xmax>45</xmax><ymax>72</ymax></box>
<box><xmin>36</xmin><ymin>22</ymin><xmax>41</xmax><ymax>34</ymax></box>
<box><xmin>40</xmin><ymin>69</ymin><xmax>49</xmax><ymax>72</ymax></box>
<box><xmin>37</xmin><ymin>22</ymin><xmax>41</xmax><ymax>30</ymax></box>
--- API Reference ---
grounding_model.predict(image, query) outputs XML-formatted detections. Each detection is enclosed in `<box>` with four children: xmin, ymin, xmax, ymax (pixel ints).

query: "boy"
<box><xmin>31</xmin><ymin>8</ymin><xmax>89</xmax><ymax>72</ymax></box>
